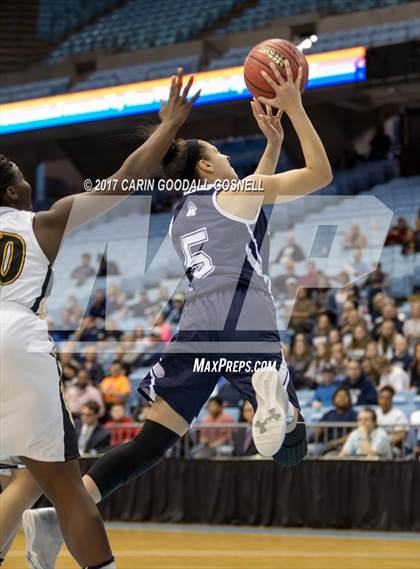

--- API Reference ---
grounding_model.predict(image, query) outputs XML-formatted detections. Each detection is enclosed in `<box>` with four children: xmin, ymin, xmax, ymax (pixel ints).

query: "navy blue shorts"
<box><xmin>138</xmin><ymin>287</ymin><xmax>299</xmax><ymax>424</ymax></box>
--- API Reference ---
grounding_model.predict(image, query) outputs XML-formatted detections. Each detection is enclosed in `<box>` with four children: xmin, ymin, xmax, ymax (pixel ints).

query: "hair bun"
<box><xmin>163</xmin><ymin>141</ymin><xmax>177</xmax><ymax>165</ymax></box>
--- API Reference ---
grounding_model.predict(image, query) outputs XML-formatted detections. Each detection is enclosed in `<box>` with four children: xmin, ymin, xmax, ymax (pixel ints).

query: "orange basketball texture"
<box><xmin>244</xmin><ymin>39</ymin><xmax>309</xmax><ymax>100</ymax></box>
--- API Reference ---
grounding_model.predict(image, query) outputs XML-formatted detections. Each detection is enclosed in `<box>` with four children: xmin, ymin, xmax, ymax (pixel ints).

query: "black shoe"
<box><xmin>272</xmin><ymin>412</ymin><xmax>307</xmax><ymax>466</ymax></box>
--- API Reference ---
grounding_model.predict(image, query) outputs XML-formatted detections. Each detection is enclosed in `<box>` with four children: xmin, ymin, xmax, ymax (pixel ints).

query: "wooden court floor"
<box><xmin>4</xmin><ymin>523</ymin><xmax>419</xmax><ymax>569</ymax></box>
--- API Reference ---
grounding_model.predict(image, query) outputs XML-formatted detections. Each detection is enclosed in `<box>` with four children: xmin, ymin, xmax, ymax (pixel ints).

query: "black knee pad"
<box><xmin>88</xmin><ymin>420</ymin><xmax>180</xmax><ymax>499</ymax></box>
<box><xmin>273</xmin><ymin>412</ymin><xmax>307</xmax><ymax>467</ymax></box>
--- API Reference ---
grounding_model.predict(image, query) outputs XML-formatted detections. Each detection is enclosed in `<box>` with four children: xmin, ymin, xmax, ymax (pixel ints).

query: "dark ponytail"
<box><xmin>0</xmin><ymin>154</ymin><xmax>16</xmax><ymax>207</ymax></box>
<box><xmin>137</xmin><ymin>124</ymin><xmax>206</xmax><ymax>182</ymax></box>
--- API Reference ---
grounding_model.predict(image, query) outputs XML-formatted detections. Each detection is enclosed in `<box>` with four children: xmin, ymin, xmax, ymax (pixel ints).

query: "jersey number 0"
<box><xmin>0</xmin><ymin>232</ymin><xmax>26</xmax><ymax>285</ymax></box>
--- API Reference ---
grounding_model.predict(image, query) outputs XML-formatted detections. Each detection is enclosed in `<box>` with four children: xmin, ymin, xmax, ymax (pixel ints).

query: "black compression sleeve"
<box><xmin>87</xmin><ymin>420</ymin><xmax>180</xmax><ymax>500</ymax></box>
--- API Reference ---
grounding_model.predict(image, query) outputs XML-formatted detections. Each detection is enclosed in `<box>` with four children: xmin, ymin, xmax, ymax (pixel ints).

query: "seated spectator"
<box><xmin>288</xmin><ymin>335</ymin><xmax>313</xmax><ymax>390</ymax></box>
<box><xmin>366</xmin><ymin>263</ymin><xmax>389</xmax><ymax>311</ymax></box>
<box><xmin>71</xmin><ymin>253</ymin><xmax>96</xmax><ymax>286</ymax></box>
<box><xmin>66</xmin><ymin>294</ymin><xmax>83</xmax><ymax>325</ymax></box>
<box><xmin>82</xmin><ymin>346</ymin><xmax>105</xmax><ymax>385</ymax></box>
<box><xmin>289</xmin><ymin>288</ymin><xmax>316</xmax><ymax>334</ymax></box>
<box><xmin>72</xmin><ymin>316</ymin><xmax>106</xmax><ymax>342</ymax></box>
<box><xmin>313</xmin><ymin>313</ymin><xmax>333</xmax><ymax>345</ymax></box>
<box><xmin>309</xmin><ymin>387</ymin><xmax>357</xmax><ymax>456</ymax></box>
<box><xmin>166</xmin><ymin>292</ymin><xmax>185</xmax><ymax>325</ymax></box>
<box><xmin>76</xmin><ymin>401</ymin><xmax>111</xmax><ymax>456</ymax></box>
<box><xmin>403</xmin><ymin>301</ymin><xmax>420</xmax><ymax>343</ymax></box>
<box><xmin>61</xmin><ymin>363</ymin><xmax>79</xmax><ymax>386</ymax></box>
<box><xmin>344</xmin><ymin>248</ymin><xmax>369</xmax><ymax>281</ymax></box>
<box><xmin>298</xmin><ymin>260</ymin><xmax>318</xmax><ymax>288</ymax></box>
<box><xmin>65</xmin><ymin>369</ymin><xmax>105</xmax><ymax>418</ymax></box>
<box><xmin>378</xmin><ymin>357</ymin><xmax>410</xmax><ymax>392</ymax></box>
<box><xmin>312</xmin><ymin>364</ymin><xmax>342</xmax><ymax>408</ymax></box>
<box><xmin>339</xmin><ymin>408</ymin><xmax>392</xmax><ymax>459</ymax></box>
<box><xmin>271</xmin><ymin>258</ymin><xmax>297</xmax><ymax>295</ymax></box>
<box><xmin>89</xmin><ymin>290</ymin><xmax>106</xmax><ymax>320</ymax></box>
<box><xmin>100</xmin><ymin>361</ymin><xmax>131</xmax><ymax>409</ymax></box>
<box><xmin>361</xmin><ymin>357</ymin><xmax>380</xmax><ymax>387</ymax></box>
<box><xmin>410</xmin><ymin>343</ymin><xmax>420</xmax><ymax>392</ymax></box>
<box><xmin>376</xmin><ymin>319</ymin><xmax>401</xmax><ymax>359</ymax></box>
<box><xmin>97</xmin><ymin>252</ymin><xmax>120</xmax><ymax>277</ymax></box>
<box><xmin>376</xmin><ymin>386</ymin><xmax>408</xmax><ymax>454</ymax></box>
<box><xmin>391</xmin><ymin>336</ymin><xmax>412</xmax><ymax>371</ymax></box>
<box><xmin>345</xmin><ymin>323</ymin><xmax>371</xmax><ymax>360</ymax></box>
<box><xmin>385</xmin><ymin>217</ymin><xmax>409</xmax><ymax>246</ymax></box>
<box><xmin>131</xmin><ymin>291</ymin><xmax>153</xmax><ymax>318</ymax></box>
<box><xmin>328</xmin><ymin>329</ymin><xmax>342</xmax><ymax>345</ymax></box>
<box><xmin>306</xmin><ymin>343</ymin><xmax>331</xmax><ymax>385</ymax></box>
<box><xmin>275</xmin><ymin>231</ymin><xmax>305</xmax><ymax>263</ymax></box>
<box><xmin>342</xmin><ymin>359</ymin><xmax>378</xmax><ymax>405</ymax></box>
<box><xmin>193</xmin><ymin>397</ymin><xmax>234</xmax><ymax>458</ymax></box>
<box><xmin>105</xmin><ymin>404</ymin><xmax>141</xmax><ymax>446</ymax></box>
<box><xmin>368</xmin><ymin>124</ymin><xmax>392</xmax><ymax>161</ymax></box>
<box><xmin>325</xmin><ymin>271</ymin><xmax>352</xmax><ymax>318</ymax></box>
<box><xmin>342</xmin><ymin>224</ymin><xmax>367</xmax><ymax>250</ymax></box>
<box><xmin>233</xmin><ymin>401</ymin><xmax>258</xmax><ymax>457</ymax></box>
<box><xmin>330</xmin><ymin>342</ymin><xmax>347</xmax><ymax>378</ymax></box>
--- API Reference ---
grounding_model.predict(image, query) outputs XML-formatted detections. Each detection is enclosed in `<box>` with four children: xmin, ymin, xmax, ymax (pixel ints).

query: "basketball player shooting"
<box><xmin>20</xmin><ymin>58</ymin><xmax>332</xmax><ymax>568</ymax></box>
<box><xmin>0</xmin><ymin>69</ymin><xmax>199</xmax><ymax>569</ymax></box>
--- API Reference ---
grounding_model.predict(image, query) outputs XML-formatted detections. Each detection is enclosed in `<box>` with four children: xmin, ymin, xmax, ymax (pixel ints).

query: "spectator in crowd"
<box><xmin>76</xmin><ymin>401</ymin><xmax>111</xmax><ymax>456</ymax></box>
<box><xmin>272</xmin><ymin>258</ymin><xmax>297</xmax><ymax>295</ymax></box>
<box><xmin>306</xmin><ymin>343</ymin><xmax>331</xmax><ymax>385</ymax></box>
<box><xmin>376</xmin><ymin>319</ymin><xmax>400</xmax><ymax>359</ymax></box>
<box><xmin>410</xmin><ymin>343</ymin><xmax>420</xmax><ymax>392</ymax></box>
<box><xmin>340</xmin><ymin>408</ymin><xmax>392</xmax><ymax>459</ymax></box>
<box><xmin>365</xmin><ymin>263</ymin><xmax>389</xmax><ymax>311</ymax></box>
<box><xmin>106</xmin><ymin>285</ymin><xmax>124</xmax><ymax>315</ymax></box>
<box><xmin>325</xmin><ymin>271</ymin><xmax>353</xmax><ymax>318</ymax></box>
<box><xmin>97</xmin><ymin>252</ymin><xmax>120</xmax><ymax>277</ymax></box>
<box><xmin>312</xmin><ymin>363</ymin><xmax>342</xmax><ymax>408</ymax></box>
<box><xmin>379</xmin><ymin>300</ymin><xmax>404</xmax><ymax>335</ymax></box>
<box><xmin>193</xmin><ymin>397</ymin><xmax>234</xmax><ymax>458</ymax></box>
<box><xmin>289</xmin><ymin>288</ymin><xmax>316</xmax><ymax>334</ymax></box>
<box><xmin>275</xmin><ymin>231</ymin><xmax>305</xmax><ymax>263</ymax></box>
<box><xmin>89</xmin><ymin>290</ymin><xmax>106</xmax><ymax>320</ymax></box>
<box><xmin>313</xmin><ymin>313</ymin><xmax>333</xmax><ymax>344</ymax></box>
<box><xmin>403</xmin><ymin>301</ymin><xmax>420</xmax><ymax>343</ymax></box>
<box><xmin>328</xmin><ymin>328</ymin><xmax>342</xmax><ymax>345</ymax></box>
<box><xmin>165</xmin><ymin>292</ymin><xmax>185</xmax><ymax>325</ymax></box>
<box><xmin>131</xmin><ymin>291</ymin><xmax>153</xmax><ymax>318</ymax></box>
<box><xmin>376</xmin><ymin>386</ymin><xmax>408</xmax><ymax>454</ymax></box>
<box><xmin>71</xmin><ymin>253</ymin><xmax>96</xmax><ymax>286</ymax></box>
<box><xmin>361</xmin><ymin>357</ymin><xmax>380</xmax><ymax>387</ymax></box>
<box><xmin>330</xmin><ymin>342</ymin><xmax>347</xmax><ymax>378</ymax></box>
<box><xmin>309</xmin><ymin>387</ymin><xmax>357</xmax><ymax>456</ymax></box>
<box><xmin>66</xmin><ymin>294</ymin><xmax>83</xmax><ymax>325</ymax></box>
<box><xmin>99</xmin><ymin>361</ymin><xmax>131</xmax><ymax>410</ymax></box>
<box><xmin>344</xmin><ymin>248</ymin><xmax>369</xmax><ymax>281</ymax></box>
<box><xmin>368</xmin><ymin>124</ymin><xmax>392</xmax><ymax>161</ymax></box>
<box><xmin>59</xmin><ymin>347</ymin><xmax>81</xmax><ymax>373</ymax></box>
<box><xmin>233</xmin><ymin>401</ymin><xmax>258</xmax><ymax>457</ymax></box>
<box><xmin>402</xmin><ymin>228</ymin><xmax>416</xmax><ymax>255</ymax></box>
<box><xmin>392</xmin><ymin>335</ymin><xmax>412</xmax><ymax>371</ymax></box>
<box><xmin>288</xmin><ymin>335</ymin><xmax>313</xmax><ymax>390</ymax></box>
<box><xmin>378</xmin><ymin>357</ymin><xmax>410</xmax><ymax>392</ymax></box>
<box><xmin>151</xmin><ymin>313</ymin><xmax>173</xmax><ymax>343</ymax></box>
<box><xmin>103</xmin><ymin>319</ymin><xmax>122</xmax><ymax>342</ymax></box>
<box><xmin>61</xmin><ymin>363</ymin><xmax>79</xmax><ymax>386</ymax></box>
<box><xmin>342</xmin><ymin>359</ymin><xmax>378</xmax><ymax>405</ymax></box>
<box><xmin>385</xmin><ymin>217</ymin><xmax>409</xmax><ymax>246</ymax></box>
<box><xmin>65</xmin><ymin>369</ymin><xmax>105</xmax><ymax>418</ymax></box>
<box><xmin>82</xmin><ymin>345</ymin><xmax>105</xmax><ymax>385</ymax></box>
<box><xmin>342</xmin><ymin>224</ymin><xmax>367</xmax><ymax>250</ymax></box>
<box><xmin>341</xmin><ymin>307</ymin><xmax>366</xmax><ymax>344</ymax></box>
<box><xmin>345</xmin><ymin>323</ymin><xmax>371</xmax><ymax>360</ymax></box>
<box><xmin>298</xmin><ymin>260</ymin><xmax>318</xmax><ymax>288</ymax></box>
<box><xmin>105</xmin><ymin>404</ymin><xmax>141</xmax><ymax>447</ymax></box>
<box><xmin>72</xmin><ymin>316</ymin><xmax>106</xmax><ymax>342</ymax></box>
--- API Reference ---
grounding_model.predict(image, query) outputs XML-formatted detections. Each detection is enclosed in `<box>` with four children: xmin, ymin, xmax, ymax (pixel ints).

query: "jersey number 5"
<box><xmin>181</xmin><ymin>228</ymin><xmax>214</xmax><ymax>279</ymax></box>
<box><xmin>0</xmin><ymin>232</ymin><xmax>26</xmax><ymax>286</ymax></box>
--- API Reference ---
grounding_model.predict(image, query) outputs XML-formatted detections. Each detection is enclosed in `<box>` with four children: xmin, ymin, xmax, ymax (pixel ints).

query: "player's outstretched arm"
<box><xmin>250</xmin><ymin>60</ymin><xmax>332</xmax><ymax>205</ymax></box>
<box><xmin>33</xmin><ymin>69</ymin><xmax>200</xmax><ymax>261</ymax></box>
<box><xmin>251</xmin><ymin>98</ymin><xmax>283</xmax><ymax>176</ymax></box>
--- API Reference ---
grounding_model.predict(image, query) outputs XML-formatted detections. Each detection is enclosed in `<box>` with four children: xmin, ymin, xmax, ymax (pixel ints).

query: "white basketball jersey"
<box><xmin>0</xmin><ymin>207</ymin><xmax>52</xmax><ymax>314</ymax></box>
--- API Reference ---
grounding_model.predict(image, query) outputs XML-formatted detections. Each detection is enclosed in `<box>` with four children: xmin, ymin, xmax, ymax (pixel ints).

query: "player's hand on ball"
<box><xmin>159</xmin><ymin>67</ymin><xmax>201</xmax><ymax>127</ymax></box>
<box><xmin>259</xmin><ymin>60</ymin><xmax>303</xmax><ymax>113</ymax></box>
<box><xmin>251</xmin><ymin>98</ymin><xmax>284</xmax><ymax>146</ymax></box>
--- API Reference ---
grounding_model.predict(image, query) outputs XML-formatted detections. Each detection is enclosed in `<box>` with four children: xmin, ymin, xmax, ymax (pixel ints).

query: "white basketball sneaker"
<box><xmin>22</xmin><ymin>508</ymin><xmax>63</xmax><ymax>569</ymax></box>
<box><xmin>251</xmin><ymin>369</ymin><xmax>289</xmax><ymax>457</ymax></box>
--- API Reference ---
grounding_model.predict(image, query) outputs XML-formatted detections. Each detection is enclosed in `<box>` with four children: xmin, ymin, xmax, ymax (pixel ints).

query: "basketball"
<box><xmin>244</xmin><ymin>38</ymin><xmax>309</xmax><ymax>100</ymax></box>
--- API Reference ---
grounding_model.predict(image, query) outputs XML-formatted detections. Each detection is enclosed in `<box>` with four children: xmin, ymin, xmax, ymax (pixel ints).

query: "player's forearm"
<box><xmin>254</xmin><ymin>142</ymin><xmax>281</xmax><ymax>176</ymax></box>
<box><xmin>287</xmin><ymin>103</ymin><xmax>332</xmax><ymax>186</ymax></box>
<box><xmin>111</xmin><ymin>119</ymin><xmax>180</xmax><ymax>193</ymax></box>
